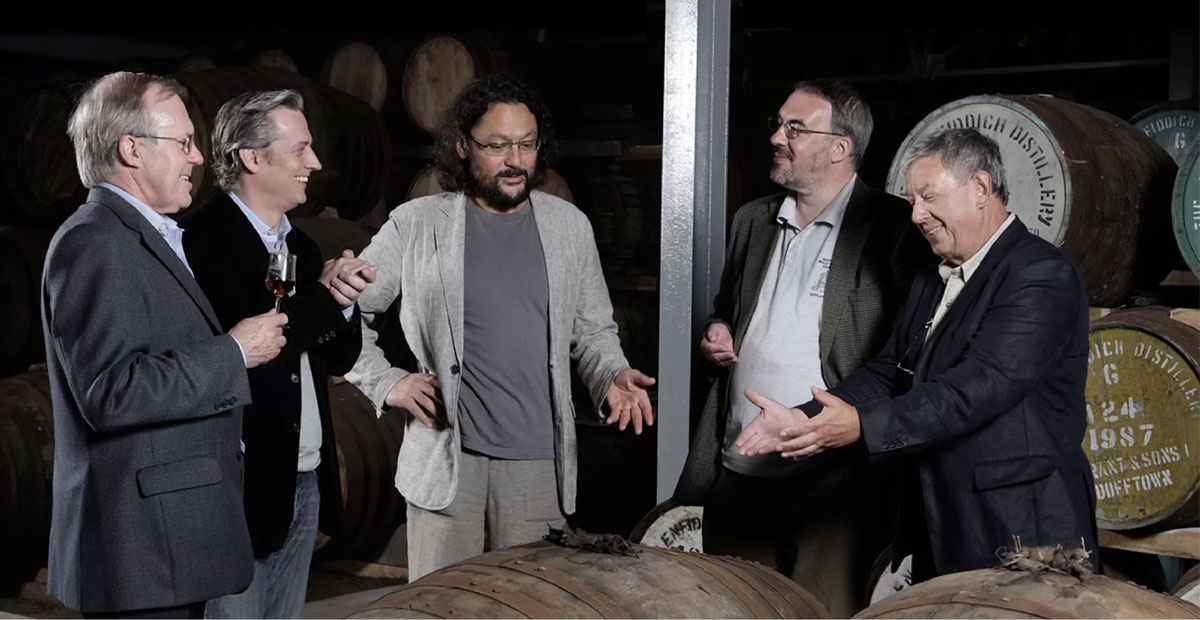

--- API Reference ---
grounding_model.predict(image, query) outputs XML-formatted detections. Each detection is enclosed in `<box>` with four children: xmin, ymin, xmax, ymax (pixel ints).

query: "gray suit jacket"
<box><xmin>347</xmin><ymin>191</ymin><xmax>629</xmax><ymax>514</ymax></box>
<box><xmin>42</xmin><ymin>187</ymin><xmax>253</xmax><ymax>613</ymax></box>
<box><xmin>674</xmin><ymin>179</ymin><xmax>927</xmax><ymax>503</ymax></box>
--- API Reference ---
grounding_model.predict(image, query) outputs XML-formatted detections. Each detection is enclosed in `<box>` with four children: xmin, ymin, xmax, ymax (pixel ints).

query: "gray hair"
<box><xmin>791</xmin><ymin>79</ymin><xmax>873</xmax><ymax>169</ymax></box>
<box><xmin>904</xmin><ymin>128</ymin><xmax>1009</xmax><ymax>205</ymax></box>
<box><xmin>67</xmin><ymin>72</ymin><xmax>189</xmax><ymax>188</ymax></box>
<box><xmin>211</xmin><ymin>89</ymin><xmax>305</xmax><ymax>192</ymax></box>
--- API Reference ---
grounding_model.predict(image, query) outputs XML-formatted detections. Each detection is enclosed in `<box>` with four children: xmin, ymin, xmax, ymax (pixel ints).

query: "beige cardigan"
<box><xmin>347</xmin><ymin>190</ymin><xmax>629</xmax><ymax>513</ymax></box>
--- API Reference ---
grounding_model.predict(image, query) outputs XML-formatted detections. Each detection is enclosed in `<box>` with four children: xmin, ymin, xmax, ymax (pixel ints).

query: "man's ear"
<box><xmin>239</xmin><ymin>148</ymin><xmax>261</xmax><ymax>173</ymax></box>
<box><xmin>830</xmin><ymin>136</ymin><xmax>853</xmax><ymax>166</ymax></box>
<box><xmin>455</xmin><ymin>137</ymin><xmax>468</xmax><ymax>160</ymax></box>
<box><xmin>972</xmin><ymin>171</ymin><xmax>994</xmax><ymax>207</ymax></box>
<box><xmin>117</xmin><ymin>135</ymin><xmax>141</xmax><ymax>168</ymax></box>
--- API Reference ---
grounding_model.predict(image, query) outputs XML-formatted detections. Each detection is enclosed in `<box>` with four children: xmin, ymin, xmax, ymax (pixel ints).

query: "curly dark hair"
<box><xmin>433</xmin><ymin>73</ymin><xmax>557</xmax><ymax>192</ymax></box>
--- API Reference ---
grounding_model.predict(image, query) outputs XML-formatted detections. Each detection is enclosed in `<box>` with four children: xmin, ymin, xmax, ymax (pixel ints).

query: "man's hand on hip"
<box><xmin>386</xmin><ymin>372</ymin><xmax>443</xmax><ymax>428</ymax></box>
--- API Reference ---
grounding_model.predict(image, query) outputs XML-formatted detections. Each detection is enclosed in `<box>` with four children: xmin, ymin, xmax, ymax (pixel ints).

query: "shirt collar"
<box><xmin>938</xmin><ymin>212</ymin><xmax>1016</xmax><ymax>284</ymax></box>
<box><xmin>775</xmin><ymin>174</ymin><xmax>856</xmax><ymax>231</ymax></box>
<box><xmin>229</xmin><ymin>192</ymin><xmax>291</xmax><ymax>249</ymax></box>
<box><xmin>98</xmin><ymin>182</ymin><xmax>181</xmax><ymax>234</ymax></box>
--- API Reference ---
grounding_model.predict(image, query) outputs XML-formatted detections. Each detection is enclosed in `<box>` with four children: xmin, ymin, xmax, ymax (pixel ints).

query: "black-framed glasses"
<box><xmin>468</xmin><ymin>134</ymin><xmax>541</xmax><ymax>157</ymax></box>
<box><xmin>132</xmin><ymin>134</ymin><xmax>194</xmax><ymax>154</ymax></box>
<box><xmin>896</xmin><ymin>319</ymin><xmax>934</xmax><ymax>376</ymax></box>
<box><xmin>767</xmin><ymin>116</ymin><xmax>845</xmax><ymax>139</ymax></box>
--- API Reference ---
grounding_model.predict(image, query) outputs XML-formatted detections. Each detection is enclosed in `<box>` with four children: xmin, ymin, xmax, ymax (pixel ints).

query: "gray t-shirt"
<box><xmin>458</xmin><ymin>200</ymin><xmax>555</xmax><ymax>459</ymax></box>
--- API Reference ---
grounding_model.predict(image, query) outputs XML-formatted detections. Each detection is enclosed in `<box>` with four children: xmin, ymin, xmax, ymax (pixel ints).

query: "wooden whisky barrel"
<box><xmin>0</xmin><ymin>226</ymin><xmax>55</xmax><ymax>375</ymax></box>
<box><xmin>630</xmin><ymin>499</ymin><xmax>704</xmax><ymax>553</ymax></box>
<box><xmin>1131</xmin><ymin>101</ymin><xmax>1199</xmax><ymax>166</ymax></box>
<box><xmin>1085</xmin><ymin>307</ymin><xmax>1200</xmax><ymax>532</ymax></box>
<box><xmin>250</xmin><ymin>49</ymin><xmax>299</xmax><ymax>74</ymax></box>
<box><xmin>1173</xmin><ymin>146</ymin><xmax>1200</xmax><ymax>278</ymax></box>
<box><xmin>1174</xmin><ymin>564</ymin><xmax>1200</xmax><ymax>606</ymax></box>
<box><xmin>0</xmin><ymin>371</ymin><xmax>54</xmax><ymax>594</ymax></box>
<box><xmin>401</xmin><ymin>35</ymin><xmax>488</xmax><ymax>134</ymax></box>
<box><xmin>0</xmin><ymin>78</ymin><xmax>87</xmax><ymax>223</ymax></box>
<box><xmin>853</xmin><ymin>567</ymin><xmax>1200</xmax><ymax>618</ymax></box>
<box><xmin>327</xmin><ymin>379</ymin><xmax>406</xmax><ymax>559</ymax></box>
<box><xmin>346</xmin><ymin>540</ymin><xmax>832</xmax><ymax>618</ymax></box>
<box><xmin>887</xmin><ymin>95</ymin><xmax>1179</xmax><ymax>306</ymax></box>
<box><xmin>321</xmin><ymin>42</ymin><xmax>388</xmax><ymax>112</ymax></box>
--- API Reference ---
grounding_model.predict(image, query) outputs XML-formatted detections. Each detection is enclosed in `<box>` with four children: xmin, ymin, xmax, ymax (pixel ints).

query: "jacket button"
<box><xmin>293</xmin><ymin>423</ymin><xmax>301</xmax><ymax>433</ymax></box>
<box><xmin>291</xmin><ymin>373</ymin><xmax>300</xmax><ymax>383</ymax></box>
<box><xmin>236</xmin><ymin>451</ymin><xmax>243</xmax><ymax>462</ymax></box>
<box><xmin>450</xmin><ymin>364</ymin><xmax>460</xmax><ymax>375</ymax></box>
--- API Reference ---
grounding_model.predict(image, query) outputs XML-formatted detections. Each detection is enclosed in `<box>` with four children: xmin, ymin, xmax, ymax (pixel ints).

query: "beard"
<box><xmin>768</xmin><ymin>146</ymin><xmax>796</xmax><ymax>188</ymax></box>
<box><xmin>465</xmin><ymin>160</ymin><xmax>542</xmax><ymax>211</ymax></box>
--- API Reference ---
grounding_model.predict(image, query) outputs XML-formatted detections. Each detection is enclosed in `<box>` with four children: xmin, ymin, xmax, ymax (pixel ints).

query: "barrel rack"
<box><xmin>1100</xmin><ymin>527</ymin><xmax>1200</xmax><ymax>561</ymax></box>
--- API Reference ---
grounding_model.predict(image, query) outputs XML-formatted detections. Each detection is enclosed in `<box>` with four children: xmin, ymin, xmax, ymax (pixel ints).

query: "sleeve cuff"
<box><xmin>230</xmin><ymin>334</ymin><xmax>247</xmax><ymax>366</ymax></box>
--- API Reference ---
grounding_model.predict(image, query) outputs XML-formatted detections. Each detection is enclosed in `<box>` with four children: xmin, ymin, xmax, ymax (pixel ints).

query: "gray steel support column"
<box><xmin>1168</xmin><ymin>29</ymin><xmax>1197</xmax><ymax>100</ymax></box>
<box><xmin>658</xmin><ymin>0</ymin><xmax>731</xmax><ymax>502</ymax></box>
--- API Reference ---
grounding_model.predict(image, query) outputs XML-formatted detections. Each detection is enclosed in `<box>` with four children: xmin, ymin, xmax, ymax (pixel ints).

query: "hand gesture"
<box><xmin>777</xmin><ymin>387</ymin><xmax>862</xmax><ymax>460</ymax></box>
<box><xmin>604</xmin><ymin>368</ymin><xmax>656</xmax><ymax>434</ymax></box>
<box><xmin>320</xmin><ymin>249</ymin><xmax>379</xmax><ymax>308</ymax></box>
<box><xmin>734</xmin><ymin>388</ymin><xmax>806</xmax><ymax>456</ymax></box>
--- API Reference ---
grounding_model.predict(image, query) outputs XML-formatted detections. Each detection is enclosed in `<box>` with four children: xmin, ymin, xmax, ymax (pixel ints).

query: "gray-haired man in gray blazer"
<box><xmin>42</xmin><ymin>72</ymin><xmax>287</xmax><ymax>619</ymax></box>
<box><xmin>348</xmin><ymin>74</ymin><xmax>656</xmax><ymax>580</ymax></box>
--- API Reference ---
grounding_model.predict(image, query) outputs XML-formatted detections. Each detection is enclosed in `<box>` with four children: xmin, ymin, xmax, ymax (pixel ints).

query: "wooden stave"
<box><xmin>346</xmin><ymin>540</ymin><xmax>831</xmax><ymax>619</ymax></box>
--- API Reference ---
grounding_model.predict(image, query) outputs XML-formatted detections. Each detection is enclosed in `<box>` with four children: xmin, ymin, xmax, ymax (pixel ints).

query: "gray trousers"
<box><xmin>407</xmin><ymin>450</ymin><xmax>565</xmax><ymax>581</ymax></box>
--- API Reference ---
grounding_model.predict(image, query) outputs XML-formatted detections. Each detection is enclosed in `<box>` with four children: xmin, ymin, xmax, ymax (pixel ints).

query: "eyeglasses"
<box><xmin>132</xmin><ymin>134</ymin><xmax>194</xmax><ymax>154</ymax></box>
<box><xmin>468</xmin><ymin>134</ymin><xmax>541</xmax><ymax>157</ymax></box>
<box><xmin>767</xmin><ymin>116</ymin><xmax>845</xmax><ymax>140</ymax></box>
<box><xmin>896</xmin><ymin>319</ymin><xmax>934</xmax><ymax>376</ymax></box>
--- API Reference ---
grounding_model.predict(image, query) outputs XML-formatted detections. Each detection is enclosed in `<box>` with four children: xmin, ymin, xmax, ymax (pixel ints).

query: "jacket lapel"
<box><xmin>529</xmin><ymin>193</ymin><xmax>564</xmax><ymax>349</ymax></box>
<box><xmin>917</xmin><ymin>219</ymin><xmax>1028</xmax><ymax>377</ymax></box>
<box><xmin>733</xmin><ymin>194</ymin><xmax>785</xmax><ymax>349</ymax></box>
<box><xmin>94</xmin><ymin>187</ymin><xmax>224</xmax><ymax>334</ymax></box>
<box><xmin>434</xmin><ymin>194</ymin><xmax>466</xmax><ymax>363</ymax></box>
<box><xmin>819</xmin><ymin>179</ymin><xmax>872</xmax><ymax>363</ymax></box>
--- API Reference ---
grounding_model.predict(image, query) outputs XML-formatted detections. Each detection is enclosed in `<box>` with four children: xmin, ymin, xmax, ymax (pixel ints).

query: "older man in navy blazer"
<box><xmin>42</xmin><ymin>72</ymin><xmax>287</xmax><ymax>619</ymax></box>
<box><xmin>738</xmin><ymin>127</ymin><xmax>1099</xmax><ymax>581</ymax></box>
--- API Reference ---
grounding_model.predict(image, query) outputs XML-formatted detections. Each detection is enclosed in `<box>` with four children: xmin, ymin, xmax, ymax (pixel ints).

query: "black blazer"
<box><xmin>674</xmin><ymin>179</ymin><xmax>929</xmax><ymax>502</ymax></box>
<box><xmin>829</xmin><ymin>217</ymin><xmax>1100</xmax><ymax>576</ymax></box>
<box><xmin>182</xmin><ymin>192</ymin><xmax>360</xmax><ymax>558</ymax></box>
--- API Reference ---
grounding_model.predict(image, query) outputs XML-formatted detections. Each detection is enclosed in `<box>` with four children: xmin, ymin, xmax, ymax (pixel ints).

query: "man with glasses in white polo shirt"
<box><xmin>674</xmin><ymin>79</ymin><xmax>929</xmax><ymax>616</ymax></box>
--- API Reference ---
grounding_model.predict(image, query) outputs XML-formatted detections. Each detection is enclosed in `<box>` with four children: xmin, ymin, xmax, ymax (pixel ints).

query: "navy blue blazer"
<box><xmin>825</xmin><ymin>217</ymin><xmax>1100</xmax><ymax>576</ymax></box>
